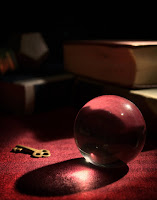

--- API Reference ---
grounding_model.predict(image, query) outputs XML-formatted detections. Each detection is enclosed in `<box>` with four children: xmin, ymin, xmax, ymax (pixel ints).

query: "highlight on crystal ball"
<box><xmin>74</xmin><ymin>95</ymin><xmax>146</xmax><ymax>167</ymax></box>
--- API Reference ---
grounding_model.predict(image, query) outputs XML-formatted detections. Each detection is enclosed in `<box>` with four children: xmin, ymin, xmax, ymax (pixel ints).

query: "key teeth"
<box><xmin>12</xmin><ymin>147</ymin><xmax>23</xmax><ymax>152</ymax></box>
<box><xmin>12</xmin><ymin>147</ymin><xmax>17</xmax><ymax>152</ymax></box>
<box><xmin>16</xmin><ymin>148</ymin><xmax>23</xmax><ymax>152</ymax></box>
<box><xmin>18</xmin><ymin>148</ymin><xmax>23</xmax><ymax>152</ymax></box>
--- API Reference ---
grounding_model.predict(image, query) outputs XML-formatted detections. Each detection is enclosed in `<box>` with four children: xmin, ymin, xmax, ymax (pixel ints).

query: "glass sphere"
<box><xmin>74</xmin><ymin>95</ymin><xmax>146</xmax><ymax>167</ymax></box>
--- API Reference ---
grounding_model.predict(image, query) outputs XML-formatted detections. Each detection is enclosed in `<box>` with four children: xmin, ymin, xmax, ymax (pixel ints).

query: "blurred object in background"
<box><xmin>0</xmin><ymin>31</ymin><xmax>64</xmax><ymax>76</ymax></box>
<box><xmin>8</xmin><ymin>32</ymin><xmax>49</xmax><ymax>72</ymax></box>
<box><xmin>19</xmin><ymin>32</ymin><xmax>49</xmax><ymax>69</ymax></box>
<box><xmin>0</xmin><ymin>48</ymin><xmax>17</xmax><ymax>75</ymax></box>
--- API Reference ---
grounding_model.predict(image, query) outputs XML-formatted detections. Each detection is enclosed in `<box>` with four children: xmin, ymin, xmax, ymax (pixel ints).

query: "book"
<box><xmin>64</xmin><ymin>40</ymin><xmax>157</xmax><ymax>88</ymax></box>
<box><xmin>73</xmin><ymin>76</ymin><xmax>157</xmax><ymax>137</ymax></box>
<box><xmin>0</xmin><ymin>73</ymin><xmax>75</xmax><ymax>115</ymax></box>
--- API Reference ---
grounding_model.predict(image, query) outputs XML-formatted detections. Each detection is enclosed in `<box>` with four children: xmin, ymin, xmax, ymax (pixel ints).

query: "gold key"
<box><xmin>12</xmin><ymin>144</ymin><xmax>51</xmax><ymax>158</ymax></box>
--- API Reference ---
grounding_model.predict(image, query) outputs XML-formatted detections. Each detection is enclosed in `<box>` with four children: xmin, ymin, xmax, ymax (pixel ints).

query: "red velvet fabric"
<box><xmin>0</xmin><ymin>107</ymin><xmax>156</xmax><ymax>200</ymax></box>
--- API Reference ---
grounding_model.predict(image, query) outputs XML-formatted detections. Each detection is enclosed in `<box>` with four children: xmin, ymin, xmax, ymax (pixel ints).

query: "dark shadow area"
<box><xmin>142</xmin><ymin>135</ymin><xmax>157</xmax><ymax>152</ymax></box>
<box><xmin>75</xmin><ymin>106</ymin><xmax>126</xmax><ymax>139</ymax></box>
<box><xmin>21</xmin><ymin>106</ymin><xmax>79</xmax><ymax>142</ymax></box>
<box><xmin>142</xmin><ymin>144</ymin><xmax>157</xmax><ymax>152</ymax></box>
<box><xmin>16</xmin><ymin>157</ymin><xmax>129</xmax><ymax>197</ymax></box>
<box><xmin>0</xmin><ymin>106</ymin><xmax>79</xmax><ymax>143</ymax></box>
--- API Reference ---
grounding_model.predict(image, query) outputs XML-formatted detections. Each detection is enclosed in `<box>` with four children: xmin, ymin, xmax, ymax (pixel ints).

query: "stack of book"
<box><xmin>0</xmin><ymin>72</ymin><xmax>75</xmax><ymax>115</ymax></box>
<box><xmin>64</xmin><ymin>40</ymin><xmax>157</xmax><ymax>137</ymax></box>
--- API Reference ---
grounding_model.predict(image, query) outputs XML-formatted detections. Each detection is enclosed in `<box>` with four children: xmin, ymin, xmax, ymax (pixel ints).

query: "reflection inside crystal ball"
<box><xmin>74</xmin><ymin>95</ymin><xmax>146</xmax><ymax>167</ymax></box>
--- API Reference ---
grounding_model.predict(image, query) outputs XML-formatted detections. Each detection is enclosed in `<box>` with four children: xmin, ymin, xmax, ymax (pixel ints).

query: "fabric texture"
<box><xmin>0</xmin><ymin>107</ymin><xmax>156</xmax><ymax>200</ymax></box>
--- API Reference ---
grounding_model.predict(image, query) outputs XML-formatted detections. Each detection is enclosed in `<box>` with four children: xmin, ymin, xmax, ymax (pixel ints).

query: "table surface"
<box><xmin>0</xmin><ymin>106</ymin><xmax>157</xmax><ymax>200</ymax></box>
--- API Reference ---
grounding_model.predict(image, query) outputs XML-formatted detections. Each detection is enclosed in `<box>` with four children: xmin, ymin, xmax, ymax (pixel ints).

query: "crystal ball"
<box><xmin>74</xmin><ymin>95</ymin><xmax>146</xmax><ymax>167</ymax></box>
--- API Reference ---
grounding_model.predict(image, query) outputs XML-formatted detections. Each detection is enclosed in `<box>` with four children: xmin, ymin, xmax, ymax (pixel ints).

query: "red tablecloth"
<box><xmin>0</xmin><ymin>107</ymin><xmax>156</xmax><ymax>200</ymax></box>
